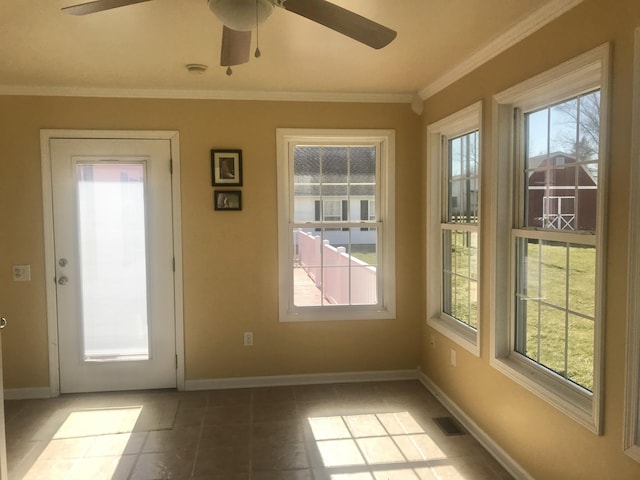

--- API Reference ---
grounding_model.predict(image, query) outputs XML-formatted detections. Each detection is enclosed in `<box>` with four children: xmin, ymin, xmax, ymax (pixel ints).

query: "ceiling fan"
<box><xmin>62</xmin><ymin>0</ymin><xmax>397</xmax><ymax>75</ymax></box>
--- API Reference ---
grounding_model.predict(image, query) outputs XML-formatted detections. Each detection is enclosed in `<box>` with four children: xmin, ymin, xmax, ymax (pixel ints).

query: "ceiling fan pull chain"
<box><xmin>255</xmin><ymin>0</ymin><xmax>262</xmax><ymax>58</ymax></box>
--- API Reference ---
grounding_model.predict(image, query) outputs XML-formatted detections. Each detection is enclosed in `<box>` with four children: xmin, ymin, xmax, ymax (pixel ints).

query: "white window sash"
<box><xmin>277</xmin><ymin>129</ymin><xmax>395</xmax><ymax>322</ymax></box>
<box><xmin>490</xmin><ymin>44</ymin><xmax>609</xmax><ymax>434</ymax></box>
<box><xmin>426</xmin><ymin>102</ymin><xmax>482</xmax><ymax>356</ymax></box>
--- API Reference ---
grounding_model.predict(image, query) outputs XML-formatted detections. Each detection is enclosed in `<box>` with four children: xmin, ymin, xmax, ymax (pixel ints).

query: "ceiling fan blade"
<box><xmin>280</xmin><ymin>0</ymin><xmax>396</xmax><ymax>49</ymax></box>
<box><xmin>220</xmin><ymin>26</ymin><xmax>252</xmax><ymax>67</ymax></box>
<box><xmin>62</xmin><ymin>0</ymin><xmax>151</xmax><ymax>16</ymax></box>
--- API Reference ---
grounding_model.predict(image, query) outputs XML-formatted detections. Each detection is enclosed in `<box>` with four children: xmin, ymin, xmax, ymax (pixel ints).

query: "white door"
<box><xmin>50</xmin><ymin>138</ymin><xmax>176</xmax><ymax>393</ymax></box>
<box><xmin>0</xmin><ymin>316</ymin><xmax>7</xmax><ymax>480</ymax></box>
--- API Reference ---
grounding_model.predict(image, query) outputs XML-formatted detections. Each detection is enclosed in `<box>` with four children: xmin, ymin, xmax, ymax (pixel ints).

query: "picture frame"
<box><xmin>214</xmin><ymin>190</ymin><xmax>242</xmax><ymax>211</ymax></box>
<box><xmin>211</xmin><ymin>149</ymin><xmax>243</xmax><ymax>186</ymax></box>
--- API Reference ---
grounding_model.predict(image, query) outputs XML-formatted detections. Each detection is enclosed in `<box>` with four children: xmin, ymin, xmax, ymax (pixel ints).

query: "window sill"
<box><xmin>490</xmin><ymin>353</ymin><xmax>600</xmax><ymax>434</ymax></box>
<box><xmin>625</xmin><ymin>445</ymin><xmax>640</xmax><ymax>463</ymax></box>
<box><xmin>427</xmin><ymin>315</ymin><xmax>479</xmax><ymax>357</ymax></box>
<box><xmin>279</xmin><ymin>306</ymin><xmax>395</xmax><ymax>323</ymax></box>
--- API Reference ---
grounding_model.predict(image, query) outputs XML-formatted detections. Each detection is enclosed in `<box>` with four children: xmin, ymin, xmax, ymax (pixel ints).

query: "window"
<box><xmin>624</xmin><ymin>27</ymin><xmax>640</xmax><ymax>462</ymax></box>
<box><xmin>427</xmin><ymin>102</ymin><xmax>482</xmax><ymax>355</ymax></box>
<box><xmin>277</xmin><ymin>129</ymin><xmax>395</xmax><ymax>322</ymax></box>
<box><xmin>492</xmin><ymin>45</ymin><xmax>609</xmax><ymax>433</ymax></box>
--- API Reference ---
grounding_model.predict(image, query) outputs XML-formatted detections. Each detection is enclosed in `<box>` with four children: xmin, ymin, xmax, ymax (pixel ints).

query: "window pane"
<box><xmin>539</xmin><ymin>305</ymin><xmax>567</xmax><ymax>377</ymax></box>
<box><xmin>549</xmin><ymin>98</ymin><xmax>578</xmax><ymax>156</ymax></box>
<box><xmin>321</xmin><ymin>147</ymin><xmax>349</xmax><ymax>198</ymax></box>
<box><xmin>515</xmin><ymin>237</ymin><xmax>595</xmax><ymax>391</ymax></box>
<box><xmin>568</xmin><ymin>314</ymin><xmax>594</xmax><ymax>391</ymax></box>
<box><xmin>577</xmin><ymin>91</ymin><xmax>600</xmax><ymax>163</ymax></box>
<box><xmin>540</xmin><ymin>241</ymin><xmax>567</xmax><ymax>308</ymax></box>
<box><xmin>524</xmin><ymin>91</ymin><xmax>600</xmax><ymax>231</ymax></box>
<box><xmin>568</xmin><ymin>245</ymin><xmax>596</xmax><ymax>317</ymax></box>
<box><xmin>293</xmin><ymin>265</ymin><xmax>322</xmax><ymax>307</ymax></box>
<box><xmin>293</xmin><ymin>146</ymin><xmax>320</xmax><ymax>222</ymax></box>
<box><xmin>526</xmin><ymin>108</ymin><xmax>549</xmax><ymax>158</ymax></box>
<box><xmin>442</xmin><ymin>230</ymin><xmax>478</xmax><ymax>329</ymax></box>
<box><xmin>349</xmin><ymin>146</ymin><xmax>376</xmax><ymax>199</ymax></box>
<box><xmin>447</xmin><ymin>131</ymin><xmax>479</xmax><ymax>224</ymax></box>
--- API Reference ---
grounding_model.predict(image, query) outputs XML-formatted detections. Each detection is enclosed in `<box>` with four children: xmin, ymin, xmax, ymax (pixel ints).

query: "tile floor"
<box><xmin>4</xmin><ymin>381</ymin><xmax>514</xmax><ymax>480</ymax></box>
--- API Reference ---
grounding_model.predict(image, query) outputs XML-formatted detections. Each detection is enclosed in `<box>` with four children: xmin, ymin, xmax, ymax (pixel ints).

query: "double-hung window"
<box><xmin>276</xmin><ymin>129</ymin><xmax>396</xmax><ymax>322</ymax></box>
<box><xmin>492</xmin><ymin>45</ymin><xmax>609</xmax><ymax>433</ymax></box>
<box><xmin>427</xmin><ymin>102</ymin><xmax>482</xmax><ymax>355</ymax></box>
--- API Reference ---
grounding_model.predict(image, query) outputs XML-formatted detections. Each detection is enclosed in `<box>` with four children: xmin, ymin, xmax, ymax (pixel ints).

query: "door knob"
<box><xmin>58</xmin><ymin>276</ymin><xmax>69</xmax><ymax>285</ymax></box>
<box><xmin>0</xmin><ymin>317</ymin><xmax>6</xmax><ymax>329</ymax></box>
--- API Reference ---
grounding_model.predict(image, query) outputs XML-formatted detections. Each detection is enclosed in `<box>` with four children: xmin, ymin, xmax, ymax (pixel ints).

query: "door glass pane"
<box><xmin>76</xmin><ymin>163</ymin><xmax>149</xmax><ymax>362</ymax></box>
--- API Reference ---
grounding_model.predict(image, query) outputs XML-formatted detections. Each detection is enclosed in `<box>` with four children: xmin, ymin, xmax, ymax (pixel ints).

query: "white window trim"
<box><xmin>276</xmin><ymin>128</ymin><xmax>396</xmax><ymax>322</ymax></box>
<box><xmin>490</xmin><ymin>44</ymin><xmax>610</xmax><ymax>434</ymax></box>
<box><xmin>624</xmin><ymin>27</ymin><xmax>640</xmax><ymax>462</ymax></box>
<box><xmin>426</xmin><ymin>102</ymin><xmax>482</xmax><ymax>356</ymax></box>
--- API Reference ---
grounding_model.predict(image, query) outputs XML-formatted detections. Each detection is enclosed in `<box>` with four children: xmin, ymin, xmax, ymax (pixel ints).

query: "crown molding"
<box><xmin>419</xmin><ymin>0</ymin><xmax>584</xmax><ymax>100</ymax></box>
<box><xmin>0</xmin><ymin>84</ymin><xmax>414</xmax><ymax>104</ymax></box>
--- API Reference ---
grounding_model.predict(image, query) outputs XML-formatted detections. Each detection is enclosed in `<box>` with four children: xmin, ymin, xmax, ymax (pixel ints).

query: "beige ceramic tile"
<box><xmin>66</xmin><ymin>455</ymin><xmax>137</xmax><ymax>480</ymax></box>
<box><xmin>5</xmin><ymin>381</ymin><xmax>514</xmax><ymax>480</ymax></box>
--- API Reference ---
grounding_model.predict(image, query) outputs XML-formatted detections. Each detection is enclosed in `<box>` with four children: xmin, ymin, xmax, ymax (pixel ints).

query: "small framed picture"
<box><xmin>214</xmin><ymin>190</ymin><xmax>242</xmax><ymax>211</ymax></box>
<box><xmin>211</xmin><ymin>149</ymin><xmax>243</xmax><ymax>186</ymax></box>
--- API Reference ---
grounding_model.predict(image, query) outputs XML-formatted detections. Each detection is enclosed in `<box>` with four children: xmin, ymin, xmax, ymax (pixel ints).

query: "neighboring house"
<box><xmin>526</xmin><ymin>152</ymin><xmax>598</xmax><ymax>231</ymax></box>
<box><xmin>293</xmin><ymin>146</ymin><xmax>377</xmax><ymax>247</ymax></box>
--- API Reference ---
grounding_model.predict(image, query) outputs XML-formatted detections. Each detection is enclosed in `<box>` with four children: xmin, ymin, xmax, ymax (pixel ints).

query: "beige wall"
<box><xmin>0</xmin><ymin>97</ymin><xmax>423</xmax><ymax>388</ymax></box>
<box><xmin>421</xmin><ymin>0</ymin><xmax>640</xmax><ymax>479</ymax></box>
<box><xmin>3</xmin><ymin>0</ymin><xmax>640</xmax><ymax>478</ymax></box>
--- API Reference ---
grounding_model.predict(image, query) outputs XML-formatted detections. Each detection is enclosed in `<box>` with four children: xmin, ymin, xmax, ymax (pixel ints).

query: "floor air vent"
<box><xmin>433</xmin><ymin>416</ymin><xmax>467</xmax><ymax>436</ymax></box>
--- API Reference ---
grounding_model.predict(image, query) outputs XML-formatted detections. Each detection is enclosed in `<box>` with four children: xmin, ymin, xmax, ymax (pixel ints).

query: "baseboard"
<box><xmin>185</xmin><ymin>369</ymin><xmax>418</xmax><ymax>391</ymax></box>
<box><xmin>4</xmin><ymin>387</ymin><xmax>53</xmax><ymax>400</ymax></box>
<box><xmin>417</xmin><ymin>370</ymin><xmax>534</xmax><ymax>480</ymax></box>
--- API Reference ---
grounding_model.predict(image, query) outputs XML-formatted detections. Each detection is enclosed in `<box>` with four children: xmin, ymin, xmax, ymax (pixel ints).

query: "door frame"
<box><xmin>40</xmin><ymin>130</ymin><xmax>185</xmax><ymax>396</ymax></box>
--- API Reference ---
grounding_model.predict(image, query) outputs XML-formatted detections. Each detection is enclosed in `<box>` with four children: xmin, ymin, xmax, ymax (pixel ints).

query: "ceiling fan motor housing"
<box><xmin>208</xmin><ymin>0</ymin><xmax>274</xmax><ymax>32</ymax></box>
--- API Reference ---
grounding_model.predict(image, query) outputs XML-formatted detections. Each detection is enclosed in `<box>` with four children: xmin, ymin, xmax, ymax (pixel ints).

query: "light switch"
<box><xmin>12</xmin><ymin>264</ymin><xmax>31</xmax><ymax>282</ymax></box>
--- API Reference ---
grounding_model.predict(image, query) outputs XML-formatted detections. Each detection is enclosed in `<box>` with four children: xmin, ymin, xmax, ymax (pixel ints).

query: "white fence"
<box><xmin>295</xmin><ymin>230</ymin><xmax>377</xmax><ymax>305</ymax></box>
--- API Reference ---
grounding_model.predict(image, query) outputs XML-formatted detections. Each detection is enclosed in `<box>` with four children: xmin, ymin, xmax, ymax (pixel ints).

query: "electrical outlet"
<box><xmin>12</xmin><ymin>264</ymin><xmax>31</xmax><ymax>282</ymax></box>
<box><xmin>243</xmin><ymin>331</ymin><xmax>253</xmax><ymax>347</ymax></box>
<box><xmin>450</xmin><ymin>349</ymin><xmax>457</xmax><ymax>367</ymax></box>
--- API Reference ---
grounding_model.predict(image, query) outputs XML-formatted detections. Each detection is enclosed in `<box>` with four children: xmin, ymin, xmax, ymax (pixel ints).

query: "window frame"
<box><xmin>426</xmin><ymin>102</ymin><xmax>482</xmax><ymax>356</ymax></box>
<box><xmin>624</xmin><ymin>27</ymin><xmax>640</xmax><ymax>462</ymax></box>
<box><xmin>491</xmin><ymin>44</ymin><xmax>609</xmax><ymax>434</ymax></box>
<box><xmin>276</xmin><ymin>129</ymin><xmax>396</xmax><ymax>322</ymax></box>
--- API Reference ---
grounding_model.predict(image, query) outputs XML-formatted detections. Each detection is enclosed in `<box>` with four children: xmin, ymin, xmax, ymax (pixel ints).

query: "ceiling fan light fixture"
<box><xmin>208</xmin><ymin>0</ymin><xmax>274</xmax><ymax>32</ymax></box>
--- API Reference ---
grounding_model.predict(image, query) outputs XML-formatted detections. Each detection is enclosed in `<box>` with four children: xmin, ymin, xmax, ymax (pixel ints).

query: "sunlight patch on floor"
<box><xmin>53</xmin><ymin>406</ymin><xmax>143</xmax><ymax>439</ymax></box>
<box><xmin>23</xmin><ymin>406</ymin><xmax>143</xmax><ymax>480</ymax></box>
<box><xmin>309</xmin><ymin>411</ymin><xmax>454</xmax><ymax>480</ymax></box>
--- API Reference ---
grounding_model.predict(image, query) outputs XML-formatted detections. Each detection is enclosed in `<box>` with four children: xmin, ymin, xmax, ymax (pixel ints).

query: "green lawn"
<box><xmin>351</xmin><ymin>251</ymin><xmax>377</xmax><ymax>265</ymax></box>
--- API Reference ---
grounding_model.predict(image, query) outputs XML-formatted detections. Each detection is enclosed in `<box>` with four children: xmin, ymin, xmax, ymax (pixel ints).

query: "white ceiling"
<box><xmin>0</xmin><ymin>0</ymin><xmax>580</xmax><ymax>101</ymax></box>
